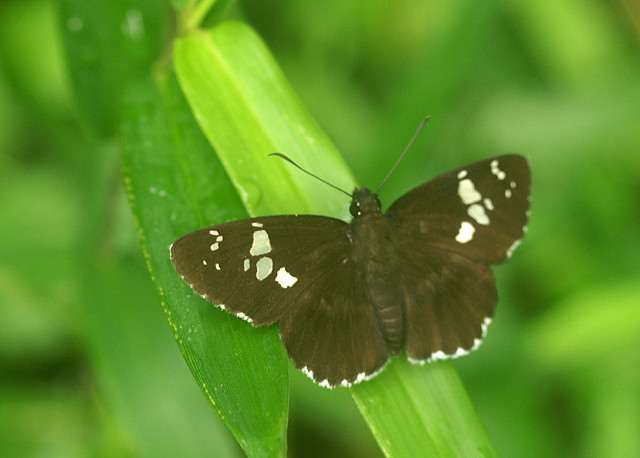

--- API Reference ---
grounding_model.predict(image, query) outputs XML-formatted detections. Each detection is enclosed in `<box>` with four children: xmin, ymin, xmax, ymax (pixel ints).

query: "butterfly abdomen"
<box><xmin>351</xmin><ymin>212</ymin><xmax>405</xmax><ymax>355</ymax></box>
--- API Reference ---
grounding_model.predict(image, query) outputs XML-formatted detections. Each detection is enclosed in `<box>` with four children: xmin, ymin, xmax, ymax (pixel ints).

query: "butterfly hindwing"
<box><xmin>394</xmin><ymin>241</ymin><xmax>496</xmax><ymax>362</ymax></box>
<box><xmin>387</xmin><ymin>154</ymin><xmax>530</xmax><ymax>264</ymax></box>
<box><xmin>279</xmin><ymin>255</ymin><xmax>388</xmax><ymax>387</ymax></box>
<box><xmin>171</xmin><ymin>215</ymin><xmax>389</xmax><ymax>386</ymax></box>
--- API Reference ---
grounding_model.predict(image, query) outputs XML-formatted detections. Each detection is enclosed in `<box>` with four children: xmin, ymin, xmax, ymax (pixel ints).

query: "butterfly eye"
<box><xmin>349</xmin><ymin>200</ymin><xmax>361</xmax><ymax>217</ymax></box>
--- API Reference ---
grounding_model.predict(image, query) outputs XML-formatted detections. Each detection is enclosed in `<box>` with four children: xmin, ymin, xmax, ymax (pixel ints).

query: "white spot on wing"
<box><xmin>215</xmin><ymin>263</ymin><xmax>221</xmax><ymax>271</ymax></box>
<box><xmin>505</xmin><ymin>189</ymin><xmax>512</xmax><ymax>199</ymax></box>
<box><xmin>457</xmin><ymin>178</ymin><xmax>482</xmax><ymax>205</ymax></box>
<box><xmin>210</xmin><ymin>243</ymin><xmax>219</xmax><ymax>251</ymax></box>
<box><xmin>275</xmin><ymin>267</ymin><xmax>297</xmax><ymax>288</ymax></box>
<box><xmin>408</xmin><ymin>317</ymin><xmax>492</xmax><ymax>365</ymax></box>
<box><xmin>243</xmin><ymin>258</ymin><xmax>250</xmax><ymax>272</ymax></box>
<box><xmin>506</xmin><ymin>239</ymin><xmax>521</xmax><ymax>258</ymax></box>
<box><xmin>235</xmin><ymin>312</ymin><xmax>253</xmax><ymax>324</ymax></box>
<box><xmin>301</xmin><ymin>366</ymin><xmax>317</xmax><ymax>383</ymax></box>
<box><xmin>483</xmin><ymin>197</ymin><xmax>494</xmax><ymax>211</ymax></box>
<box><xmin>300</xmin><ymin>360</ymin><xmax>389</xmax><ymax>388</ymax></box>
<box><xmin>457</xmin><ymin>170</ymin><xmax>467</xmax><ymax>179</ymax></box>
<box><xmin>250</xmin><ymin>230</ymin><xmax>272</xmax><ymax>256</ymax></box>
<box><xmin>251</xmin><ymin>222</ymin><xmax>263</xmax><ymax>228</ymax></box>
<box><xmin>255</xmin><ymin>257</ymin><xmax>273</xmax><ymax>280</ymax></box>
<box><xmin>455</xmin><ymin>221</ymin><xmax>475</xmax><ymax>243</ymax></box>
<box><xmin>467</xmin><ymin>204</ymin><xmax>490</xmax><ymax>225</ymax></box>
<box><xmin>425</xmin><ymin>347</ymin><xmax>469</xmax><ymax>362</ymax></box>
<box><xmin>490</xmin><ymin>159</ymin><xmax>506</xmax><ymax>180</ymax></box>
<box><xmin>481</xmin><ymin>316</ymin><xmax>492</xmax><ymax>337</ymax></box>
<box><xmin>202</xmin><ymin>260</ymin><xmax>208</xmax><ymax>266</ymax></box>
<box><xmin>209</xmin><ymin>230</ymin><xmax>219</xmax><ymax>236</ymax></box>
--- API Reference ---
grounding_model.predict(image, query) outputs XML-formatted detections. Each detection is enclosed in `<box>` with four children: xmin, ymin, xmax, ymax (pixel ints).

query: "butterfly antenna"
<box><xmin>375</xmin><ymin>116</ymin><xmax>430</xmax><ymax>194</ymax></box>
<box><xmin>269</xmin><ymin>153</ymin><xmax>353</xmax><ymax>198</ymax></box>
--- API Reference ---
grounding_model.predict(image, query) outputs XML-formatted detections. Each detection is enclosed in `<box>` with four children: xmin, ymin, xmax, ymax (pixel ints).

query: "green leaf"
<box><xmin>352</xmin><ymin>360</ymin><xmax>496</xmax><ymax>457</ymax></box>
<box><xmin>120</xmin><ymin>73</ymin><xmax>287</xmax><ymax>456</ymax></box>
<box><xmin>171</xmin><ymin>21</ymin><xmax>496</xmax><ymax>457</ymax></box>
<box><xmin>174</xmin><ymin>23</ymin><xmax>355</xmax><ymax>219</ymax></box>
<box><xmin>58</xmin><ymin>0</ymin><xmax>170</xmax><ymax>138</ymax></box>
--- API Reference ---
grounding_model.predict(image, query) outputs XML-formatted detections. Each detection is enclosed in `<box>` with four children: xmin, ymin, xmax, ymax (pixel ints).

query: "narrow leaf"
<box><xmin>174</xmin><ymin>22</ymin><xmax>355</xmax><ymax>219</ymax></box>
<box><xmin>58</xmin><ymin>0</ymin><xmax>170</xmax><ymax>137</ymax></box>
<box><xmin>352</xmin><ymin>360</ymin><xmax>496</xmax><ymax>457</ymax></box>
<box><xmin>121</xmin><ymin>73</ymin><xmax>287</xmax><ymax>457</ymax></box>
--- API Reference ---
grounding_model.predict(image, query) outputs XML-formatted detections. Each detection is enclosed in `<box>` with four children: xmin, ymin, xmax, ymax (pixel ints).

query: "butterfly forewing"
<box><xmin>170</xmin><ymin>215</ymin><xmax>388</xmax><ymax>386</ymax></box>
<box><xmin>171</xmin><ymin>215</ymin><xmax>347</xmax><ymax>325</ymax></box>
<box><xmin>387</xmin><ymin>155</ymin><xmax>530</xmax><ymax>264</ymax></box>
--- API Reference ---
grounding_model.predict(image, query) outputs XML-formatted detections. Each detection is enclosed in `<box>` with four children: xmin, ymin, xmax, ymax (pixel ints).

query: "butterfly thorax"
<box><xmin>350</xmin><ymin>188</ymin><xmax>405</xmax><ymax>355</ymax></box>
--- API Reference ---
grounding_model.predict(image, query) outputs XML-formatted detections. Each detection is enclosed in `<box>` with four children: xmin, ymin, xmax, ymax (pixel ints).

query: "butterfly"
<box><xmin>171</xmin><ymin>148</ymin><xmax>530</xmax><ymax>388</ymax></box>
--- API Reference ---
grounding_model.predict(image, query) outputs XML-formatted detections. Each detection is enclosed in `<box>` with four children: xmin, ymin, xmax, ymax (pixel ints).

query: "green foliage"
<box><xmin>169</xmin><ymin>22</ymin><xmax>495</xmax><ymax>456</ymax></box>
<box><xmin>1</xmin><ymin>0</ymin><xmax>639</xmax><ymax>456</ymax></box>
<box><xmin>120</xmin><ymin>72</ymin><xmax>289</xmax><ymax>456</ymax></box>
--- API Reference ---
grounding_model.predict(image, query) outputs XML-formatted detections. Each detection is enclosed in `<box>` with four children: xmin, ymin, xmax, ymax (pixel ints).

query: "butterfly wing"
<box><xmin>385</xmin><ymin>155</ymin><xmax>530</xmax><ymax>361</ymax></box>
<box><xmin>170</xmin><ymin>215</ymin><xmax>388</xmax><ymax>386</ymax></box>
<box><xmin>394</xmin><ymin>241</ymin><xmax>496</xmax><ymax>361</ymax></box>
<box><xmin>387</xmin><ymin>154</ymin><xmax>530</xmax><ymax>264</ymax></box>
<box><xmin>279</xmin><ymin>254</ymin><xmax>390</xmax><ymax>387</ymax></box>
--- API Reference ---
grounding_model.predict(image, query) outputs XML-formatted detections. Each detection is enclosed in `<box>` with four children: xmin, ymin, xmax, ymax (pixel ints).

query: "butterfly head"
<box><xmin>350</xmin><ymin>187</ymin><xmax>381</xmax><ymax>217</ymax></box>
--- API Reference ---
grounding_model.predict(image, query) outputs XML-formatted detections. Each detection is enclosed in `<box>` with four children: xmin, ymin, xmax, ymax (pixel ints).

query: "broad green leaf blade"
<box><xmin>120</xmin><ymin>74</ymin><xmax>287</xmax><ymax>457</ymax></box>
<box><xmin>352</xmin><ymin>360</ymin><xmax>496</xmax><ymax>457</ymax></box>
<box><xmin>58</xmin><ymin>0</ymin><xmax>170</xmax><ymax>138</ymax></box>
<box><xmin>173</xmin><ymin>20</ymin><xmax>495</xmax><ymax>457</ymax></box>
<box><xmin>174</xmin><ymin>22</ymin><xmax>355</xmax><ymax>220</ymax></box>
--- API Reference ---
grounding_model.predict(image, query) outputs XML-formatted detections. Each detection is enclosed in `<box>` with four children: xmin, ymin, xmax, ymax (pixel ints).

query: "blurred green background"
<box><xmin>1</xmin><ymin>0</ymin><xmax>639</xmax><ymax>456</ymax></box>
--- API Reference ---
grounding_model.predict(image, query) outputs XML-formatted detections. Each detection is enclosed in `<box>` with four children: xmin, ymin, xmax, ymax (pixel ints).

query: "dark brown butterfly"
<box><xmin>171</xmin><ymin>150</ymin><xmax>530</xmax><ymax>387</ymax></box>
